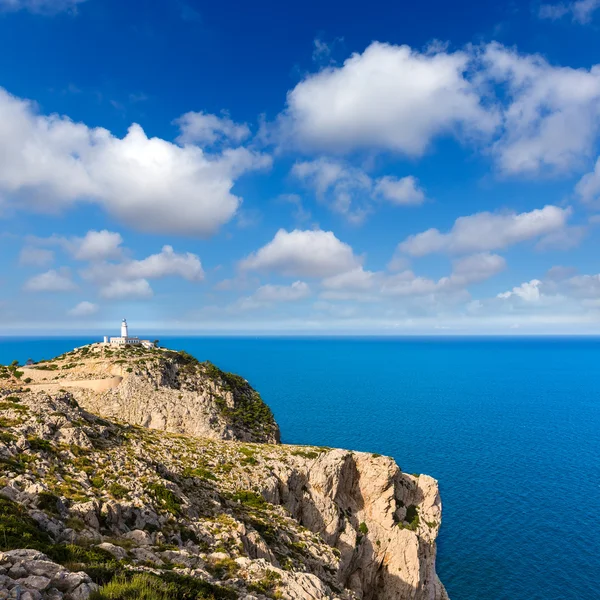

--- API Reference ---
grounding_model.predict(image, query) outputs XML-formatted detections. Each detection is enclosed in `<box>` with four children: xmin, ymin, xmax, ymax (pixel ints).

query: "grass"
<box><xmin>230</xmin><ymin>490</ymin><xmax>266</xmax><ymax>508</ymax></box>
<box><xmin>147</xmin><ymin>482</ymin><xmax>183</xmax><ymax>516</ymax></box>
<box><xmin>91</xmin><ymin>572</ymin><xmax>236</xmax><ymax>600</ymax></box>
<box><xmin>109</xmin><ymin>483</ymin><xmax>129</xmax><ymax>500</ymax></box>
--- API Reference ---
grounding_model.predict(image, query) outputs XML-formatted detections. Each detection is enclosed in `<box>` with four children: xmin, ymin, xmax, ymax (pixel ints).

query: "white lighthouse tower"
<box><xmin>105</xmin><ymin>318</ymin><xmax>156</xmax><ymax>348</ymax></box>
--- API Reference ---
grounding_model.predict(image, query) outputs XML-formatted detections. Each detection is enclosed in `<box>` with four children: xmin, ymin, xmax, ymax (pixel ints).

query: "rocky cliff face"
<box><xmin>18</xmin><ymin>344</ymin><xmax>280</xmax><ymax>444</ymax></box>
<box><xmin>0</xmin><ymin>348</ymin><xmax>448</xmax><ymax>600</ymax></box>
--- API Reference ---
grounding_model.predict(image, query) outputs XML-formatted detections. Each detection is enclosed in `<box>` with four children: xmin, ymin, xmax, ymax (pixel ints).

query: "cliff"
<box><xmin>0</xmin><ymin>347</ymin><xmax>448</xmax><ymax>600</ymax></box>
<box><xmin>15</xmin><ymin>344</ymin><xmax>280</xmax><ymax>444</ymax></box>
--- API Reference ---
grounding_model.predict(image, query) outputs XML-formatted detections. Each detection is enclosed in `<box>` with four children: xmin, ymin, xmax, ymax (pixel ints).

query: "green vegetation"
<box><xmin>37</xmin><ymin>491</ymin><xmax>61</xmax><ymax>515</ymax></box>
<box><xmin>359</xmin><ymin>522</ymin><xmax>369</xmax><ymax>535</ymax></box>
<box><xmin>247</xmin><ymin>570</ymin><xmax>282</xmax><ymax>597</ymax></box>
<box><xmin>230</xmin><ymin>490</ymin><xmax>266</xmax><ymax>508</ymax></box>
<box><xmin>91</xmin><ymin>572</ymin><xmax>236</xmax><ymax>600</ymax></box>
<box><xmin>398</xmin><ymin>504</ymin><xmax>420</xmax><ymax>531</ymax></box>
<box><xmin>148</xmin><ymin>482</ymin><xmax>183</xmax><ymax>516</ymax></box>
<box><xmin>291</xmin><ymin>449</ymin><xmax>320</xmax><ymax>460</ymax></box>
<box><xmin>0</xmin><ymin>495</ymin><xmax>51</xmax><ymax>551</ymax></box>
<box><xmin>207</xmin><ymin>557</ymin><xmax>239</xmax><ymax>579</ymax></box>
<box><xmin>108</xmin><ymin>483</ymin><xmax>129</xmax><ymax>499</ymax></box>
<box><xmin>27</xmin><ymin>436</ymin><xmax>55</xmax><ymax>453</ymax></box>
<box><xmin>181</xmin><ymin>466</ymin><xmax>217</xmax><ymax>481</ymax></box>
<box><xmin>203</xmin><ymin>362</ymin><xmax>277</xmax><ymax>441</ymax></box>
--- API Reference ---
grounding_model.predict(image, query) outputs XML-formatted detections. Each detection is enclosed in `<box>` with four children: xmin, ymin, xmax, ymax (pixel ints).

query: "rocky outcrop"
<box><xmin>20</xmin><ymin>344</ymin><xmax>280</xmax><ymax>444</ymax></box>
<box><xmin>0</xmin><ymin>350</ymin><xmax>448</xmax><ymax>600</ymax></box>
<box><xmin>0</xmin><ymin>550</ymin><xmax>99</xmax><ymax>600</ymax></box>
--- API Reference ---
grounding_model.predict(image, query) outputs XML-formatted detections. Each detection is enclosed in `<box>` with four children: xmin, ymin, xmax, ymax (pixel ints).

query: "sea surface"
<box><xmin>1</xmin><ymin>336</ymin><xmax>599</xmax><ymax>600</ymax></box>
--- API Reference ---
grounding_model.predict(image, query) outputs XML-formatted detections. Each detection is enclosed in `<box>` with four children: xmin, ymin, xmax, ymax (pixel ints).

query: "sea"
<box><xmin>1</xmin><ymin>335</ymin><xmax>598</xmax><ymax>600</ymax></box>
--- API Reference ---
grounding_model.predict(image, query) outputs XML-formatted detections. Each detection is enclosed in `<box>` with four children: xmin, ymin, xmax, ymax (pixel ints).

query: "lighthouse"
<box><xmin>104</xmin><ymin>318</ymin><xmax>156</xmax><ymax>348</ymax></box>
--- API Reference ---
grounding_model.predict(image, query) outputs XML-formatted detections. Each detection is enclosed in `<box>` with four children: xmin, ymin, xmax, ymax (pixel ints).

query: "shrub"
<box><xmin>109</xmin><ymin>483</ymin><xmax>129</xmax><ymax>500</ymax></box>
<box><xmin>37</xmin><ymin>492</ymin><xmax>61</xmax><ymax>515</ymax></box>
<box><xmin>147</xmin><ymin>483</ymin><xmax>183</xmax><ymax>516</ymax></box>
<box><xmin>0</xmin><ymin>496</ymin><xmax>51</xmax><ymax>551</ymax></box>
<box><xmin>399</xmin><ymin>505</ymin><xmax>420</xmax><ymax>531</ymax></box>
<box><xmin>208</xmin><ymin>557</ymin><xmax>239</xmax><ymax>579</ymax></box>
<box><xmin>181</xmin><ymin>466</ymin><xmax>216</xmax><ymax>481</ymax></box>
<box><xmin>27</xmin><ymin>436</ymin><xmax>55</xmax><ymax>453</ymax></box>
<box><xmin>359</xmin><ymin>522</ymin><xmax>369</xmax><ymax>535</ymax></box>
<box><xmin>230</xmin><ymin>490</ymin><xmax>265</xmax><ymax>508</ymax></box>
<box><xmin>91</xmin><ymin>571</ymin><xmax>236</xmax><ymax>600</ymax></box>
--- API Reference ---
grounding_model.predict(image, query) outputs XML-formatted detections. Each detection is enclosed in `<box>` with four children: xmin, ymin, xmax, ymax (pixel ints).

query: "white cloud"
<box><xmin>83</xmin><ymin>245</ymin><xmax>205</xmax><ymax>299</ymax></box>
<box><xmin>70</xmin><ymin>230</ymin><xmax>124</xmax><ymax>261</ymax></box>
<box><xmin>68</xmin><ymin>301</ymin><xmax>98</xmax><ymax>316</ymax></box>
<box><xmin>19</xmin><ymin>246</ymin><xmax>54</xmax><ymax>267</ymax></box>
<box><xmin>240</xmin><ymin>229</ymin><xmax>361</xmax><ymax>277</ymax></box>
<box><xmin>253</xmin><ymin>281</ymin><xmax>311</xmax><ymax>302</ymax></box>
<box><xmin>575</xmin><ymin>156</ymin><xmax>600</xmax><ymax>205</ymax></box>
<box><xmin>291</xmin><ymin>159</ymin><xmax>372</xmax><ymax>222</ymax></box>
<box><xmin>0</xmin><ymin>88</ymin><xmax>271</xmax><ymax>236</ymax></box>
<box><xmin>399</xmin><ymin>205</ymin><xmax>570</xmax><ymax>256</ymax></box>
<box><xmin>381</xmin><ymin>253</ymin><xmax>505</xmax><ymax>297</ymax></box>
<box><xmin>24</xmin><ymin>268</ymin><xmax>76</xmax><ymax>292</ymax></box>
<box><xmin>174</xmin><ymin>111</ymin><xmax>251</xmax><ymax>146</ymax></box>
<box><xmin>498</xmin><ymin>279</ymin><xmax>543</xmax><ymax>301</ymax></box>
<box><xmin>0</xmin><ymin>0</ymin><xmax>85</xmax><ymax>14</ymax></box>
<box><xmin>291</xmin><ymin>158</ymin><xmax>425</xmax><ymax>222</ymax></box>
<box><xmin>373</xmin><ymin>176</ymin><xmax>425</xmax><ymax>206</ymax></box>
<box><xmin>276</xmin><ymin>42</ymin><xmax>498</xmax><ymax>155</ymax></box>
<box><xmin>539</xmin><ymin>0</ymin><xmax>600</xmax><ymax>23</ymax></box>
<box><xmin>100</xmin><ymin>279</ymin><xmax>153</xmax><ymax>300</ymax></box>
<box><xmin>481</xmin><ymin>43</ymin><xmax>600</xmax><ymax>174</ymax></box>
<box><xmin>322</xmin><ymin>267</ymin><xmax>380</xmax><ymax>291</ymax></box>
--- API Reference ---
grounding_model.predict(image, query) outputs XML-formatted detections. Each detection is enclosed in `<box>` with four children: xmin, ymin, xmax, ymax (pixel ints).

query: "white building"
<box><xmin>104</xmin><ymin>319</ymin><xmax>156</xmax><ymax>349</ymax></box>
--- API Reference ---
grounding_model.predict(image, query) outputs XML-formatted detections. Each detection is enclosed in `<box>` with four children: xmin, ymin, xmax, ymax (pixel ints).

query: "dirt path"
<box><xmin>27</xmin><ymin>376</ymin><xmax>123</xmax><ymax>393</ymax></box>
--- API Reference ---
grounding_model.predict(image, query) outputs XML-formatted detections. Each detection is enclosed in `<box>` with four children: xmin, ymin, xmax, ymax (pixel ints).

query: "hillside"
<box><xmin>0</xmin><ymin>347</ymin><xmax>448</xmax><ymax>600</ymax></box>
<box><xmin>14</xmin><ymin>344</ymin><xmax>280</xmax><ymax>444</ymax></box>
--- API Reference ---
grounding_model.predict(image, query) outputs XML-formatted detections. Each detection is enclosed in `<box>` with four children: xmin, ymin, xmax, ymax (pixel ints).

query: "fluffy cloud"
<box><xmin>539</xmin><ymin>0</ymin><xmax>600</xmax><ymax>23</ymax></box>
<box><xmin>319</xmin><ymin>253</ymin><xmax>504</xmax><ymax>301</ymax></box>
<box><xmin>24</xmin><ymin>269</ymin><xmax>76</xmax><ymax>292</ymax></box>
<box><xmin>399</xmin><ymin>205</ymin><xmax>570</xmax><ymax>256</ymax></box>
<box><xmin>481</xmin><ymin>43</ymin><xmax>600</xmax><ymax>174</ymax></box>
<box><xmin>19</xmin><ymin>246</ymin><xmax>54</xmax><ymax>267</ymax></box>
<box><xmin>381</xmin><ymin>253</ymin><xmax>505</xmax><ymax>297</ymax></box>
<box><xmin>100</xmin><ymin>279</ymin><xmax>153</xmax><ymax>300</ymax></box>
<box><xmin>373</xmin><ymin>176</ymin><xmax>425</xmax><ymax>206</ymax></box>
<box><xmin>0</xmin><ymin>88</ymin><xmax>270</xmax><ymax>235</ymax></box>
<box><xmin>276</xmin><ymin>42</ymin><xmax>498</xmax><ymax>155</ymax></box>
<box><xmin>70</xmin><ymin>230</ymin><xmax>124</xmax><ymax>261</ymax></box>
<box><xmin>291</xmin><ymin>158</ymin><xmax>425</xmax><ymax>222</ymax></box>
<box><xmin>174</xmin><ymin>111</ymin><xmax>251</xmax><ymax>146</ymax></box>
<box><xmin>253</xmin><ymin>281</ymin><xmax>310</xmax><ymax>302</ymax></box>
<box><xmin>498</xmin><ymin>279</ymin><xmax>543</xmax><ymax>301</ymax></box>
<box><xmin>68</xmin><ymin>301</ymin><xmax>98</xmax><ymax>316</ymax></box>
<box><xmin>322</xmin><ymin>267</ymin><xmax>380</xmax><ymax>291</ymax></box>
<box><xmin>240</xmin><ymin>229</ymin><xmax>361</xmax><ymax>277</ymax></box>
<box><xmin>83</xmin><ymin>245</ymin><xmax>204</xmax><ymax>298</ymax></box>
<box><xmin>0</xmin><ymin>0</ymin><xmax>85</xmax><ymax>13</ymax></box>
<box><xmin>575</xmin><ymin>157</ymin><xmax>600</xmax><ymax>205</ymax></box>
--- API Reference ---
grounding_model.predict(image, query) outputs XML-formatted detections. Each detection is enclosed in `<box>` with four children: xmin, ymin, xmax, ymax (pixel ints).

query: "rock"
<box><xmin>97</xmin><ymin>542</ymin><xmax>127</xmax><ymax>560</ymax></box>
<box><xmin>65</xmin><ymin>583</ymin><xmax>98</xmax><ymax>600</ymax></box>
<box><xmin>123</xmin><ymin>529</ymin><xmax>152</xmax><ymax>546</ymax></box>
<box><xmin>15</xmin><ymin>575</ymin><xmax>51</xmax><ymax>590</ymax></box>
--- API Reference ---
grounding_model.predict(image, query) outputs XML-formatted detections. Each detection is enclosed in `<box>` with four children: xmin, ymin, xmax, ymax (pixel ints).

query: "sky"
<box><xmin>1</xmin><ymin>0</ymin><xmax>600</xmax><ymax>335</ymax></box>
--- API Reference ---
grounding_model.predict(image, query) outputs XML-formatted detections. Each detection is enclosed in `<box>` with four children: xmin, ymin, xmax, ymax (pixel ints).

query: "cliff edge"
<box><xmin>0</xmin><ymin>347</ymin><xmax>448</xmax><ymax>600</ymax></box>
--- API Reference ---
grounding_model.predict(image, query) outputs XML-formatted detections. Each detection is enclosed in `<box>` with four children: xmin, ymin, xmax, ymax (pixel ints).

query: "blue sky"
<box><xmin>1</xmin><ymin>0</ymin><xmax>600</xmax><ymax>335</ymax></box>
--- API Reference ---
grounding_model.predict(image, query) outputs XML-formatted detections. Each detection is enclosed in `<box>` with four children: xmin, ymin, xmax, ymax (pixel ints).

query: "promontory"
<box><xmin>0</xmin><ymin>343</ymin><xmax>449</xmax><ymax>600</ymax></box>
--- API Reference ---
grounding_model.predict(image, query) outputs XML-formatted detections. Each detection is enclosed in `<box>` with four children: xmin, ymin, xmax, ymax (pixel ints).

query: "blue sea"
<box><xmin>1</xmin><ymin>336</ymin><xmax>599</xmax><ymax>600</ymax></box>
